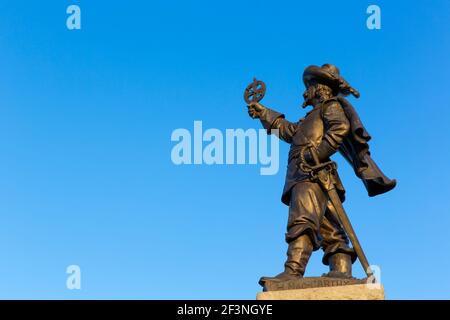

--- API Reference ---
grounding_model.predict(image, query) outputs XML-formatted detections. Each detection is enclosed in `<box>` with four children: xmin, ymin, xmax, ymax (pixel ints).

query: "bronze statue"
<box><xmin>245</xmin><ymin>64</ymin><xmax>396</xmax><ymax>291</ymax></box>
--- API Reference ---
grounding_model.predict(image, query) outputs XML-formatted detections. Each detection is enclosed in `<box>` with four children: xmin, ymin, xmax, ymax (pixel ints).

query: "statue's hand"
<box><xmin>247</xmin><ymin>102</ymin><xmax>265</xmax><ymax>119</ymax></box>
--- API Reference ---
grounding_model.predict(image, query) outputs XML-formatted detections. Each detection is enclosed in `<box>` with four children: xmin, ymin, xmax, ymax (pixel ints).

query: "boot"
<box><xmin>259</xmin><ymin>234</ymin><xmax>313</xmax><ymax>285</ymax></box>
<box><xmin>323</xmin><ymin>252</ymin><xmax>353</xmax><ymax>278</ymax></box>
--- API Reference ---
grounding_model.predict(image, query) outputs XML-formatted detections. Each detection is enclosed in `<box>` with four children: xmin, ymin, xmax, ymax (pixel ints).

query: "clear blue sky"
<box><xmin>0</xmin><ymin>0</ymin><xmax>449</xmax><ymax>299</ymax></box>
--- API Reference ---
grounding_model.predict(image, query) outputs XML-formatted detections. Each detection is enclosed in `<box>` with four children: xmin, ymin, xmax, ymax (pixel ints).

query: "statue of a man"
<box><xmin>247</xmin><ymin>64</ymin><xmax>396</xmax><ymax>286</ymax></box>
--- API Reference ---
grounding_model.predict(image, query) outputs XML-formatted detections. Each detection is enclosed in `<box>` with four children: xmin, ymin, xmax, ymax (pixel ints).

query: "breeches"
<box><xmin>285</xmin><ymin>181</ymin><xmax>356</xmax><ymax>265</ymax></box>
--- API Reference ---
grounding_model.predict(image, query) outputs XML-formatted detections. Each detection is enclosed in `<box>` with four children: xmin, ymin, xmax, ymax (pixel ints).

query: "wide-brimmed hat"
<box><xmin>303</xmin><ymin>64</ymin><xmax>360</xmax><ymax>98</ymax></box>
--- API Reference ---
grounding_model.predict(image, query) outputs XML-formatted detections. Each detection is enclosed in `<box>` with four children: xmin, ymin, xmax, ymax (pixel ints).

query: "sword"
<box><xmin>301</xmin><ymin>146</ymin><xmax>374</xmax><ymax>278</ymax></box>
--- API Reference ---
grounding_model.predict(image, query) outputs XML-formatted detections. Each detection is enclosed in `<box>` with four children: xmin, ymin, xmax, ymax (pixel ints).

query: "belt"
<box><xmin>288</xmin><ymin>145</ymin><xmax>309</xmax><ymax>163</ymax></box>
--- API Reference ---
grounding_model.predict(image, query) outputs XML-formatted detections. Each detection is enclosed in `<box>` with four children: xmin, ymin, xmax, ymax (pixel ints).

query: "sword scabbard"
<box><xmin>306</xmin><ymin>146</ymin><xmax>374</xmax><ymax>278</ymax></box>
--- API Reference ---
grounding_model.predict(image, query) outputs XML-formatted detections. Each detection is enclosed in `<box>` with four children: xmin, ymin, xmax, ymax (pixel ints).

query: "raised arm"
<box><xmin>247</xmin><ymin>102</ymin><xmax>298</xmax><ymax>143</ymax></box>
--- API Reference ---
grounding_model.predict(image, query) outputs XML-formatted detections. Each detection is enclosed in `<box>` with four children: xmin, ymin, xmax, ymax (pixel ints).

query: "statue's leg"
<box><xmin>320</xmin><ymin>201</ymin><xmax>357</xmax><ymax>278</ymax></box>
<box><xmin>259</xmin><ymin>181</ymin><xmax>327</xmax><ymax>285</ymax></box>
<box><xmin>285</xmin><ymin>181</ymin><xmax>328</xmax><ymax>247</ymax></box>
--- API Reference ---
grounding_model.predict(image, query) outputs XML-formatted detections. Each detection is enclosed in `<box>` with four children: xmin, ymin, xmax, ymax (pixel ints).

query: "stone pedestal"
<box><xmin>256</xmin><ymin>283</ymin><xmax>384</xmax><ymax>300</ymax></box>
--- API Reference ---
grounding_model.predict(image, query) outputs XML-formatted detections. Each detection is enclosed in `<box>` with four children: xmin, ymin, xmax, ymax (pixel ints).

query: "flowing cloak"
<box><xmin>336</xmin><ymin>96</ymin><xmax>396</xmax><ymax>197</ymax></box>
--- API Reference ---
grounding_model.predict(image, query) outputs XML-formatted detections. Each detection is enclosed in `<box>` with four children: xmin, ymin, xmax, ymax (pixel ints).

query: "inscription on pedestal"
<box><xmin>263</xmin><ymin>277</ymin><xmax>368</xmax><ymax>292</ymax></box>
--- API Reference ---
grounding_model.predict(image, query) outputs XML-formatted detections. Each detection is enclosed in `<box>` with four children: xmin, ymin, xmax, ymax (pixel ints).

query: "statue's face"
<box><xmin>302</xmin><ymin>85</ymin><xmax>316</xmax><ymax>108</ymax></box>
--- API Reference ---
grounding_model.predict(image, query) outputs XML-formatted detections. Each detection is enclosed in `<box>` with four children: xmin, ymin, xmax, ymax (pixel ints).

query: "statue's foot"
<box><xmin>321</xmin><ymin>271</ymin><xmax>353</xmax><ymax>279</ymax></box>
<box><xmin>258</xmin><ymin>272</ymin><xmax>301</xmax><ymax>287</ymax></box>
